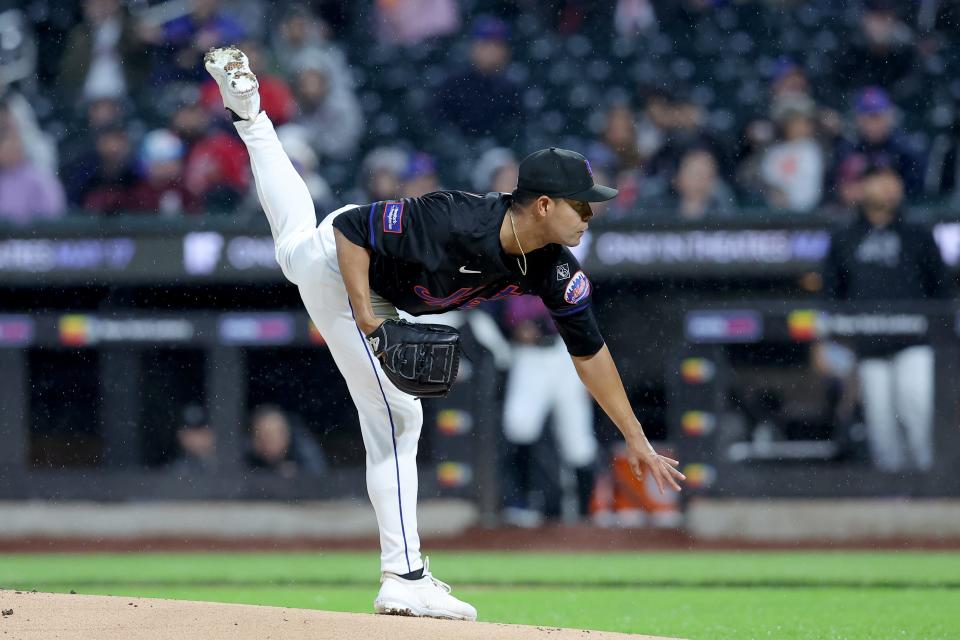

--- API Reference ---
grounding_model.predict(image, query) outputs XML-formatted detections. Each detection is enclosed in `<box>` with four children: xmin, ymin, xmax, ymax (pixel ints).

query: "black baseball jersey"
<box><xmin>332</xmin><ymin>190</ymin><xmax>605</xmax><ymax>357</ymax></box>
<box><xmin>822</xmin><ymin>216</ymin><xmax>948</xmax><ymax>357</ymax></box>
<box><xmin>822</xmin><ymin>218</ymin><xmax>947</xmax><ymax>302</ymax></box>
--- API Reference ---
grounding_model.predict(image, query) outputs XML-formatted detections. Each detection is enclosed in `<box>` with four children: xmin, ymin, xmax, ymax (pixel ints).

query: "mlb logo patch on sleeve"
<box><xmin>383</xmin><ymin>201</ymin><xmax>404</xmax><ymax>234</ymax></box>
<box><xmin>564</xmin><ymin>270</ymin><xmax>591</xmax><ymax>304</ymax></box>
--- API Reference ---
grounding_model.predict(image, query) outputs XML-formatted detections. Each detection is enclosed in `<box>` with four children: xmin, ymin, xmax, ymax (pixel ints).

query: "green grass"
<box><xmin>2</xmin><ymin>551</ymin><xmax>958</xmax><ymax>639</ymax></box>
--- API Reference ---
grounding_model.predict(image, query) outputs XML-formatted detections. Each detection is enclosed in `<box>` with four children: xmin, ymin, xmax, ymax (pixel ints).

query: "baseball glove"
<box><xmin>365</xmin><ymin>319</ymin><xmax>461</xmax><ymax>398</ymax></box>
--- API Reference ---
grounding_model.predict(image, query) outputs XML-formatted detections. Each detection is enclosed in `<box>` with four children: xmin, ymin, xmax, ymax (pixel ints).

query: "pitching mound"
<box><xmin>0</xmin><ymin>590</ymin><xmax>681</xmax><ymax>639</ymax></box>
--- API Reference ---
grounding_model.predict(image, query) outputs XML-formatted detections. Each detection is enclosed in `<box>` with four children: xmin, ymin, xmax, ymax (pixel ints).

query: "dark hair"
<box><xmin>510</xmin><ymin>188</ymin><xmax>543</xmax><ymax>207</ymax></box>
<box><xmin>862</xmin><ymin>164</ymin><xmax>901</xmax><ymax>181</ymax></box>
<box><xmin>180</xmin><ymin>403</ymin><xmax>209</xmax><ymax>429</ymax></box>
<box><xmin>639</xmin><ymin>86</ymin><xmax>676</xmax><ymax>105</ymax></box>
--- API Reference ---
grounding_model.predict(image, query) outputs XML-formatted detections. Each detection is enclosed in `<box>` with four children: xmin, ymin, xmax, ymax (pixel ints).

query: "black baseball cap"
<box><xmin>517</xmin><ymin>148</ymin><xmax>618</xmax><ymax>202</ymax></box>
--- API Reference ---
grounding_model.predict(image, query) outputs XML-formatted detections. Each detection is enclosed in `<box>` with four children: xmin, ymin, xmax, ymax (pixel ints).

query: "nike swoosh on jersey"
<box><xmin>459</xmin><ymin>266</ymin><xmax>482</xmax><ymax>274</ymax></box>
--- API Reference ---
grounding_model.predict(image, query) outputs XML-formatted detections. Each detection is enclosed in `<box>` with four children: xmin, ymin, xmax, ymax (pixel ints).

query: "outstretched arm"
<box><xmin>572</xmin><ymin>345</ymin><xmax>685</xmax><ymax>493</ymax></box>
<box><xmin>335</xmin><ymin>229</ymin><xmax>383</xmax><ymax>336</ymax></box>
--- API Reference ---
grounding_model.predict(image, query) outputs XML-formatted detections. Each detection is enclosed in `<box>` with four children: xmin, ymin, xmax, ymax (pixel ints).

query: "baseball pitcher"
<box><xmin>205</xmin><ymin>45</ymin><xmax>685</xmax><ymax>621</ymax></box>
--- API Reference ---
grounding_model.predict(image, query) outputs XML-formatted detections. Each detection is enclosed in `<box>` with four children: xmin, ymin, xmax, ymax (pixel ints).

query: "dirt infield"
<box><xmin>0</xmin><ymin>591</ymin><xmax>682</xmax><ymax>640</ymax></box>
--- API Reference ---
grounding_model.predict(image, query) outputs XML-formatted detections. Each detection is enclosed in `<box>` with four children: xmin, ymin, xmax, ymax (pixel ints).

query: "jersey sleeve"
<box><xmin>532</xmin><ymin>247</ymin><xmax>605</xmax><ymax>357</ymax></box>
<box><xmin>331</xmin><ymin>194</ymin><xmax>452</xmax><ymax>268</ymax></box>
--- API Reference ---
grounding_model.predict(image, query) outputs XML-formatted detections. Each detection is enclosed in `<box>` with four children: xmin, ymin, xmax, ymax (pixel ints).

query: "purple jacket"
<box><xmin>0</xmin><ymin>163</ymin><xmax>66</xmax><ymax>225</ymax></box>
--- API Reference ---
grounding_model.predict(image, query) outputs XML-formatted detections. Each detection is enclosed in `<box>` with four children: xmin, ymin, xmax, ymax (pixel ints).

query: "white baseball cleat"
<box><xmin>203</xmin><ymin>45</ymin><xmax>260</xmax><ymax>120</ymax></box>
<box><xmin>374</xmin><ymin>557</ymin><xmax>477</xmax><ymax>621</ymax></box>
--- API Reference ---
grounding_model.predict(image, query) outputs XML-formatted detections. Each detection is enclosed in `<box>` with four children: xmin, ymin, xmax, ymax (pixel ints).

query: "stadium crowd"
<box><xmin>5</xmin><ymin>0</ymin><xmax>958</xmax><ymax>525</ymax></box>
<box><xmin>3</xmin><ymin>0</ymin><xmax>960</xmax><ymax>225</ymax></box>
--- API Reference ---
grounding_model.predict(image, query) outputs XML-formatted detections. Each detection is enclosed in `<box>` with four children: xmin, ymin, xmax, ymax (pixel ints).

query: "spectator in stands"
<box><xmin>500</xmin><ymin>295</ymin><xmax>598</xmax><ymax>527</ymax></box>
<box><xmin>832</xmin><ymin>88</ymin><xmax>925</xmax><ymax>206</ymax></box>
<box><xmin>0</xmin><ymin>105</ymin><xmax>65</xmax><ymax>225</ymax></box>
<box><xmin>168</xmin><ymin>87</ymin><xmax>250</xmax><ymax>212</ymax></box>
<box><xmin>59</xmin><ymin>96</ymin><xmax>129</xmax><ymax>171</ymax></box>
<box><xmin>347</xmin><ymin>146</ymin><xmax>408</xmax><ymax>204</ymax></box>
<box><xmin>169</xmin><ymin>403</ymin><xmax>217</xmax><ymax>474</ymax></box>
<box><xmin>642</xmin><ymin>92</ymin><xmax>728</xmax><ymax>198</ymax></box>
<box><xmin>65</xmin><ymin>121</ymin><xmax>138</xmax><ymax>214</ymax></box>
<box><xmin>0</xmin><ymin>84</ymin><xmax>57</xmax><ymax>175</ymax></box>
<box><xmin>666</xmin><ymin>148</ymin><xmax>736</xmax><ymax>221</ymax></box>
<box><xmin>84</xmin><ymin>94</ymin><xmax>127</xmax><ymax>129</ymax></box>
<box><xmin>593</xmin><ymin>103</ymin><xmax>643</xmax><ymax>172</ymax></box>
<box><xmin>760</xmin><ymin>95</ymin><xmax>825</xmax><ymax>213</ymax></box>
<box><xmin>142</xmin><ymin>0</ymin><xmax>246</xmax><ymax>85</ymax></box>
<box><xmin>588</xmin><ymin>103</ymin><xmax>647</xmax><ymax>218</ymax></box>
<box><xmin>127</xmin><ymin>129</ymin><xmax>201</xmax><ymax>215</ymax></box>
<box><xmin>289</xmin><ymin>49</ymin><xmax>363</xmax><ymax>161</ymax></box>
<box><xmin>271</xmin><ymin>3</ymin><xmax>354</xmax><ymax>91</ymax></box>
<box><xmin>738</xmin><ymin>58</ymin><xmax>840</xmax><ymax>210</ymax></box>
<box><xmin>835</xmin><ymin>0</ymin><xmax>918</xmax><ymax>98</ymax></box>
<box><xmin>201</xmin><ymin>39</ymin><xmax>296</xmax><ymax>127</ymax></box>
<box><xmin>768</xmin><ymin>58</ymin><xmax>844</xmax><ymax>150</ymax></box>
<box><xmin>472</xmin><ymin>147</ymin><xmax>518</xmax><ymax>194</ymax></box>
<box><xmin>614</xmin><ymin>0</ymin><xmax>657</xmax><ymax>37</ymax></box>
<box><xmin>635</xmin><ymin>89</ymin><xmax>671</xmax><ymax>165</ymax></box>
<box><xmin>434</xmin><ymin>16</ymin><xmax>522</xmax><ymax>143</ymax></box>
<box><xmin>56</xmin><ymin>0</ymin><xmax>150</xmax><ymax>109</ymax></box>
<box><xmin>400</xmin><ymin>152</ymin><xmax>441</xmax><ymax>198</ymax></box>
<box><xmin>246</xmin><ymin>404</ymin><xmax>326</xmax><ymax>478</ymax></box>
<box><xmin>374</xmin><ymin>0</ymin><xmax>460</xmax><ymax>47</ymax></box>
<box><xmin>821</xmin><ymin>167</ymin><xmax>946</xmax><ymax>472</ymax></box>
<box><xmin>769</xmin><ymin>57</ymin><xmax>810</xmax><ymax>104</ymax></box>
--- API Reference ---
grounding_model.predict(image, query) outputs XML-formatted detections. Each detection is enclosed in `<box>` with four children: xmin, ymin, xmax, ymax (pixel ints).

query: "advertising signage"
<box><xmin>2</xmin><ymin>222</ymin><xmax>960</xmax><ymax>284</ymax></box>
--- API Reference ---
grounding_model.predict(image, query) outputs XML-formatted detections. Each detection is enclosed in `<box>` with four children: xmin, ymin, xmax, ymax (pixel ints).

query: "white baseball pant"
<box><xmin>503</xmin><ymin>340</ymin><xmax>597</xmax><ymax>468</ymax></box>
<box><xmin>858</xmin><ymin>345</ymin><xmax>935</xmax><ymax>472</ymax></box>
<box><xmin>236</xmin><ymin>112</ymin><xmax>423</xmax><ymax>575</ymax></box>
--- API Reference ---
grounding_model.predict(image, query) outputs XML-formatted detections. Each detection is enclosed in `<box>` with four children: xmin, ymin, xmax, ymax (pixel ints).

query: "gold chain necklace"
<box><xmin>508</xmin><ymin>210</ymin><xmax>528</xmax><ymax>276</ymax></box>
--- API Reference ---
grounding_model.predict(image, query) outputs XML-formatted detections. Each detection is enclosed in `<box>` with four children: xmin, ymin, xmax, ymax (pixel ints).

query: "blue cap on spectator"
<box><xmin>856</xmin><ymin>87</ymin><xmax>893</xmax><ymax>114</ymax></box>
<box><xmin>471</xmin><ymin>16</ymin><xmax>509</xmax><ymax>42</ymax></box>
<box><xmin>93</xmin><ymin>119</ymin><xmax>129</xmax><ymax>137</ymax></box>
<box><xmin>402</xmin><ymin>152</ymin><xmax>437</xmax><ymax>181</ymax></box>
<box><xmin>770</xmin><ymin>57</ymin><xmax>800</xmax><ymax>84</ymax></box>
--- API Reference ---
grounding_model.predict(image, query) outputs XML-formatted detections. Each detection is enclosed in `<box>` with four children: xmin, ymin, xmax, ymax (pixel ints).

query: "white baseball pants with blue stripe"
<box><xmin>236</xmin><ymin>112</ymin><xmax>423</xmax><ymax>575</ymax></box>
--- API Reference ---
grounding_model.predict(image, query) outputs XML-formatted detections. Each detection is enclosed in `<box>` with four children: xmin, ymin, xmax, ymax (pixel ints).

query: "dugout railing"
<box><xmin>668</xmin><ymin>301</ymin><xmax>960</xmax><ymax>500</ymax></box>
<box><xmin>0</xmin><ymin>311</ymin><xmax>501</xmax><ymax>516</ymax></box>
<box><xmin>4</xmin><ymin>303</ymin><xmax>958</xmax><ymax>510</ymax></box>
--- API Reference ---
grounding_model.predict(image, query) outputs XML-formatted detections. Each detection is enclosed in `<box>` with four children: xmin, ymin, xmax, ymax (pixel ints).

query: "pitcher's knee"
<box><xmin>357</xmin><ymin>394</ymin><xmax>422</xmax><ymax>457</ymax></box>
<box><xmin>391</xmin><ymin>398</ymin><xmax>424</xmax><ymax>441</ymax></box>
<box><xmin>275</xmin><ymin>249</ymin><xmax>300</xmax><ymax>284</ymax></box>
